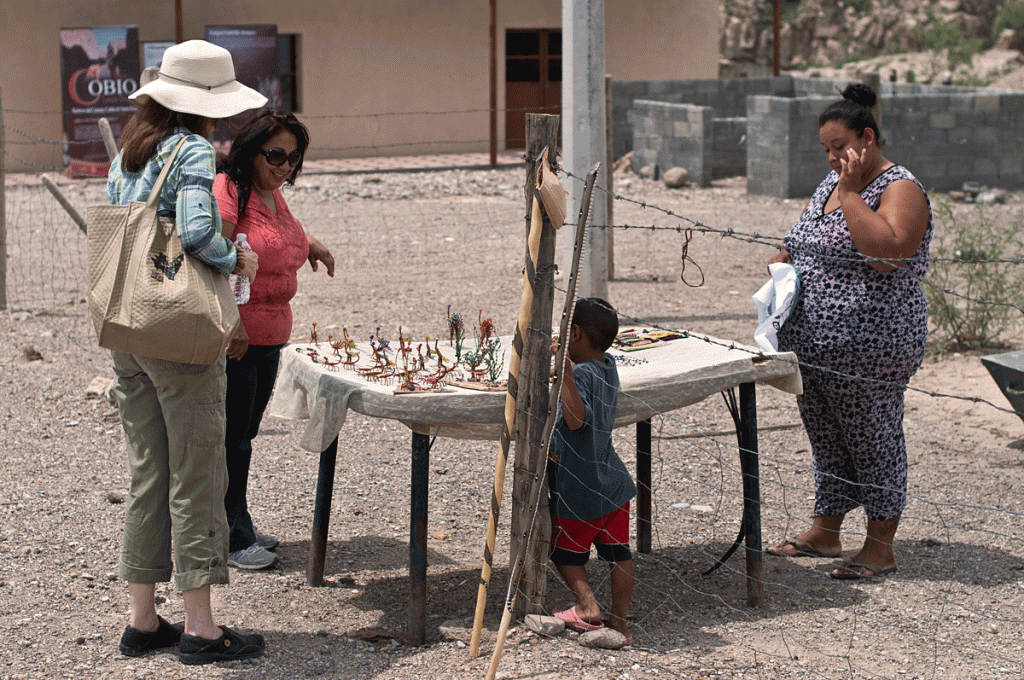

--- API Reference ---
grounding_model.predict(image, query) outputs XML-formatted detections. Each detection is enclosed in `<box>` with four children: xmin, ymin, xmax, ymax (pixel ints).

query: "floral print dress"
<box><xmin>777</xmin><ymin>165</ymin><xmax>932</xmax><ymax>520</ymax></box>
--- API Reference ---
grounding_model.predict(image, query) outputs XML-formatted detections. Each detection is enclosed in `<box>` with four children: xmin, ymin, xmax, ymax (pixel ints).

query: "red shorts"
<box><xmin>552</xmin><ymin>502</ymin><xmax>631</xmax><ymax>553</ymax></box>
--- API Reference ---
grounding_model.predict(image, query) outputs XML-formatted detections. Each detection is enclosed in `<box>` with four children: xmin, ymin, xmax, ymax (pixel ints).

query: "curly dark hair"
<box><xmin>219</xmin><ymin>110</ymin><xmax>310</xmax><ymax>218</ymax></box>
<box><xmin>818</xmin><ymin>82</ymin><xmax>885</xmax><ymax>147</ymax></box>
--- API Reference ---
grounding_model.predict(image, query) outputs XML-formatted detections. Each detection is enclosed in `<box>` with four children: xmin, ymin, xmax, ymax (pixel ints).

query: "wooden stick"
<box><xmin>469</xmin><ymin>115</ymin><xmax>560</xmax><ymax>657</ymax></box>
<box><xmin>98</xmin><ymin>118</ymin><xmax>118</xmax><ymax>162</ymax></box>
<box><xmin>485</xmin><ymin>166</ymin><xmax>599</xmax><ymax>680</ymax></box>
<box><xmin>40</xmin><ymin>174</ymin><xmax>87</xmax><ymax>234</ymax></box>
<box><xmin>467</xmin><ymin>171</ymin><xmax>539</xmax><ymax>657</ymax></box>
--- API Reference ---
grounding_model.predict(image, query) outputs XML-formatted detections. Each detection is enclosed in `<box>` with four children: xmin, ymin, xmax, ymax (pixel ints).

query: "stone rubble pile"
<box><xmin>721</xmin><ymin>0</ymin><xmax>1021</xmax><ymax>76</ymax></box>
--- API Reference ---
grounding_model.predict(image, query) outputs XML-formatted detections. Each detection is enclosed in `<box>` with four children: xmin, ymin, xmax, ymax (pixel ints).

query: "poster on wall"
<box><xmin>205</xmin><ymin>25</ymin><xmax>279</xmax><ymax>148</ymax></box>
<box><xmin>142</xmin><ymin>41</ymin><xmax>175</xmax><ymax>70</ymax></box>
<box><xmin>60</xmin><ymin>26</ymin><xmax>141</xmax><ymax>177</ymax></box>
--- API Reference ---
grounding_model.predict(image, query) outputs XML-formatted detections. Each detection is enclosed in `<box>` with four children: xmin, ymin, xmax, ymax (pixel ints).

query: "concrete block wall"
<box><xmin>746</xmin><ymin>90</ymin><xmax>1024</xmax><ymax>197</ymax></box>
<box><xmin>712</xmin><ymin>117</ymin><xmax>747</xmax><ymax>179</ymax></box>
<box><xmin>884</xmin><ymin>92</ymin><xmax>1024</xmax><ymax>191</ymax></box>
<box><xmin>629</xmin><ymin>100</ymin><xmax>712</xmax><ymax>187</ymax></box>
<box><xmin>614</xmin><ymin>75</ymin><xmax>1023</xmax><ymax>197</ymax></box>
<box><xmin>611</xmin><ymin>76</ymin><xmax>793</xmax><ymax>160</ymax></box>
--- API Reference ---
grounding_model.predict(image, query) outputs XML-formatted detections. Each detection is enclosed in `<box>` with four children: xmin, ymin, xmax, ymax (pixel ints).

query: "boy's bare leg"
<box><xmin>608</xmin><ymin>559</ymin><xmax>634</xmax><ymax>639</ymax></box>
<box><xmin>555</xmin><ymin>564</ymin><xmax>602</xmax><ymax>623</ymax></box>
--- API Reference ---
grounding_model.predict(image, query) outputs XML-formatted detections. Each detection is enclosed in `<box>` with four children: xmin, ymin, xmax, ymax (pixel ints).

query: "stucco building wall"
<box><xmin>1</xmin><ymin>0</ymin><xmax>720</xmax><ymax>172</ymax></box>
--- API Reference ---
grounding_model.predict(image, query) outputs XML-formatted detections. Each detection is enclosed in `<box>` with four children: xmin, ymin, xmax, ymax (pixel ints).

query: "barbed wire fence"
<box><xmin>4</xmin><ymin>110</ymin><xmax>1024</xmax><ymax>678</ymax></box>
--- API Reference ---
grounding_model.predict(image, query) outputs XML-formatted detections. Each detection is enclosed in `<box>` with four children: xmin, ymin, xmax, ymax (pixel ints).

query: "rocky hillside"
<box><xmin>721</xmin><ymin>0</ymin><xmax>1024</xmax><ymax>84</ymax></box>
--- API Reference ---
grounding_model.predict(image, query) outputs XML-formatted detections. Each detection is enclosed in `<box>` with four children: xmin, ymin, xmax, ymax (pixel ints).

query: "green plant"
<box><xmin>915</xmin><ymin>9</ymin><xmax>983</xmax><ymax>68</ymax></box>
<box><xmin>924</xmin><ymin>198</ymin><xmax>1024</xmax><ymax>351</ymax></box>
<box><xmin>993</xmin><ymin>0</ymin><xmax>1024</xmax><ymax>43</ymax></box>
<box><xmin>836</xmin><ymin>55</ymin><xmax>867</xmax><ymax>69</ymax></box>
<box><xmin>846</xmin><ymin>0</ymin><xmax>872</xmax><ymax>13</ymax></box>
<box><xmin>906</xmin><ymin>69</ymin><xmax>916</xmax><ymax>83</ymax></box>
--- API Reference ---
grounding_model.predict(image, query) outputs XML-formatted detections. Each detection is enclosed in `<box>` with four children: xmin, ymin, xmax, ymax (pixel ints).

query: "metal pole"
<box><xmin>0</xmin><ymin>87</ymin><xmax>6</xmax><ymax>310</ymax></box>
<box><xmin>307</xmin><ymin>437</ymin><xmax>339</xmax><ymax>586</ymax></box>
<box><xmin>409</xmin><ymin>432</ymin><xmax>431</xmax><ymax>645</ymax></box>
<box><xmin>175</xmin><ymin>0</ymin><xmax>183</xmax><ymax>43</ymax></box>
<box><xmin>636</xmin><ymin>418</ymin><xmax>652</xmax><ymax>553</ymax></box>
<box><xmin>562</xmin><ymin>0</ymin><xmax>608</xmax><ymax>299</ymax></box>
<box><xmin>489</xmin><ymin>0</ymin><xmax>498</xmax><ymax>168</ymax></box>
<box><xmin>738</xmin><ymin>382</ymin><xmax>764</xmax><ymax>607</ymax></box>
<box><xmin>773</xmin><ymin>0</ymin><xmax>781</xmax><ymax>77</ymax></box>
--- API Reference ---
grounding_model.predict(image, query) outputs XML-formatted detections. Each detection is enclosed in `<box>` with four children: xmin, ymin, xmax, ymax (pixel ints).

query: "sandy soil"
<box><xmin>2</xmin><ymin>167</ymin><xmax>1024</xmax><ymax>680</ymax></box>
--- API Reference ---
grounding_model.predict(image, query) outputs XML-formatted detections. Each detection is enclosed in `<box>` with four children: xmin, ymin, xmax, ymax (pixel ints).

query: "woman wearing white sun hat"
<box><xmin>106</xmin><ymin>40</ymin><xmax>269</xmax><ymax>665</ymax></box>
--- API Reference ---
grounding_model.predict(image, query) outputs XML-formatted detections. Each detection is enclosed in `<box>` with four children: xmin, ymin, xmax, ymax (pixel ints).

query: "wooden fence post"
<box><xmin>510</xmin><ymin>113</ymin><xmax>559</xmax><ymax>618</ymax></box>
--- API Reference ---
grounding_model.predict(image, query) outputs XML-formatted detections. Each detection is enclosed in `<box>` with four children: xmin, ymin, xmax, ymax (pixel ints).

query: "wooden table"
<box><xmin>269</xmin><ymin>332</ymin><xmax>801</xmax><ymax>645</ymax></box>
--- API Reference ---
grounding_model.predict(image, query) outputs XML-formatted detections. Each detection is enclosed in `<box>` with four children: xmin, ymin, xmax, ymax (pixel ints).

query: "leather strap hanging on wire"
<box><xmin>680</xmin><ymin>228</ymin><xmax>705</xmax><ymax>287</ymax></box>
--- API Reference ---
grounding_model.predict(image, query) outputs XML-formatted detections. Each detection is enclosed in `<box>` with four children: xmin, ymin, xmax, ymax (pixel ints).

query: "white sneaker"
<box><xmin>228</xmin><ymin>543</ymin><xmax>279</xmax><ymax>570</ymax></box>
<box><xmin>255</xmin><ymin>530</ymin><xmax>279</xmax><ymax>551</ymax></box>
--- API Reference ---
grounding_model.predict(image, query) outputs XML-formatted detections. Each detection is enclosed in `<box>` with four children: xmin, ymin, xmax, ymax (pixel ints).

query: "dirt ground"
<box><xmin>2</xmin><ymin>166</ymin><xmax>1024</xmax><ymax>680</ymax></box>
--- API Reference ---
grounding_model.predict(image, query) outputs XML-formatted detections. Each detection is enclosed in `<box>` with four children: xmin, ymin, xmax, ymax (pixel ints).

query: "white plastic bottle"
<box><xmin>231</xmin><ymin>233</ymin><xmax>252</xmax><ymax>305</ymax></box>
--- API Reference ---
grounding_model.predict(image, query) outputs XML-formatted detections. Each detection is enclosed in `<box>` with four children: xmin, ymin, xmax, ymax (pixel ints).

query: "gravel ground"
<box><xmin>2</xmin><ymin>166</ymin><xmax>1024</xmax><ymax>680</ymax></box>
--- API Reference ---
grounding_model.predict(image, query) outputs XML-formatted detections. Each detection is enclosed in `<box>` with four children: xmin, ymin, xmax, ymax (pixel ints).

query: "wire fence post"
<box><xmin>0</xmin><ymin>86</ymin><xmax>7</xmax><ymax>310</ymax></box>
<box><xmin>510</xmin><ymin>113</ymin><xmax>559</xmax><ymax>619</ymax></box>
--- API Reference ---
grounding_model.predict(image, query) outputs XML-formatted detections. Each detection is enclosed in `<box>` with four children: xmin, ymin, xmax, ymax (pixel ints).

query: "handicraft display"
<box><xmin>296</xmin><ymin>308</ymin><xmax>508</xmax><ymax>394</ymax></box>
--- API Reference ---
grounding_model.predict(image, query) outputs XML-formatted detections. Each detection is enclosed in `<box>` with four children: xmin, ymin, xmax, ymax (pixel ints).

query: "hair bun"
<box><xmin>842</xmin><ymin>83</ymin><xmax>877</xmax><ymax>109</ymax></box>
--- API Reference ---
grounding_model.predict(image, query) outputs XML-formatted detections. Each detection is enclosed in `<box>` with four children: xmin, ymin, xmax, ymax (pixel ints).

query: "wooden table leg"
<box><xmin>308</xmin><ymin>436</ymin><xmax>339</xmax><ymax>587</ymax></box>
<box><xmin>737</xmin><ymin>382</ymin><xmax>764</xmax><ymax>607</ymax></box>
<box><xmin>636</xmin><ymin>418</ymin><xmax>652</xmax><ymax>554</ymax></box>
<box><xmin>409</xmin><ymin>432</ymin><xmax>431</xmax><ymax>646</ymax></box>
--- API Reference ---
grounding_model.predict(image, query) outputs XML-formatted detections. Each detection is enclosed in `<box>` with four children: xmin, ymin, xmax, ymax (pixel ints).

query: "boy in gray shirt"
<box><xmin>550</xmin><ymin>298</ymin><xmax>636</xmax><ymax>645</ymax></box>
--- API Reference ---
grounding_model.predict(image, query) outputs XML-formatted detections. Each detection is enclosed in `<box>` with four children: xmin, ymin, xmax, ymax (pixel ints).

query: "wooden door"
<box><xmin>505</xmin><ymin>29</ymin><xmax>562</xmax><ymax>149</ymax></box>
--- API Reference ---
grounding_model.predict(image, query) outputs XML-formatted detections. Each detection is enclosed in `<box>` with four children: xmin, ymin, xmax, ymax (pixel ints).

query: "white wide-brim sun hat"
<box><xmin>129</xmin><ymin>40</ymin><xmax>267</xmax><ymax>119</ymax></box>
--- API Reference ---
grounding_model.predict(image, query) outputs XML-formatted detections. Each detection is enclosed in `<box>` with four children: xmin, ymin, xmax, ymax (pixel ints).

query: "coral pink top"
<box><xmin>214</xmin><ymin>174</ymin><xmax>309</xmax><ymax>346</ymax></box>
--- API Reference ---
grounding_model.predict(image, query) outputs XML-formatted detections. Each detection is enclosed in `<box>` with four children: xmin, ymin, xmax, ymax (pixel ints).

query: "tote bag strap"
<box><xmin>144</xmin><ymin>136</ymin><xmax>190</xmax><ymax>211</ymax></box>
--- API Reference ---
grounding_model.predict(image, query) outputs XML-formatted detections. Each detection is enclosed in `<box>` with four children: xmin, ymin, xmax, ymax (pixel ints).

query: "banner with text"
<box><xmin>60</xmin><ymin>26</ymin><xmax>141</xmax><ymax>177</ymax></box>
<box><xmin>205</xmin><ymin>25</ymin><xmax>279</xmax><ymax>149</ymax></box>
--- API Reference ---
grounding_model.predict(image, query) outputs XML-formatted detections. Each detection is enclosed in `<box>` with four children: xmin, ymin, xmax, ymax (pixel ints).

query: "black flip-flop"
<box><xmin>767</xmin><ymin>537</ymin><xmax>840</xmax><ymax>559</ymax></box>
<box><xmin>830</xmin><ymin>560</ymin><xmax>898</xmax><ymax>580</ymax></box>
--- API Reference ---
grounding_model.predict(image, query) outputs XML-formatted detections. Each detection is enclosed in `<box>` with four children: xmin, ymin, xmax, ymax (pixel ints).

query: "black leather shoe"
<box><xmin>118</xmin><ymin>616</ymin><xmax>185</xmax><ymax>657</ymax></box>
<box><xmin>178</xmin><ymin>626</ymin><xmax>265</xmax><ymax>665</ymax></box>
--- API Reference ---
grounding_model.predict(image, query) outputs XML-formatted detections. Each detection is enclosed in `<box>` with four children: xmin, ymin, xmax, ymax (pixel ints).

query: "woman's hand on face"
<box><xmin>226</xmin><ymin>322</ymin><xmax>249</xmax><ymax>360</ymax></box>
<box><xmin>768</xmin><ymin>249</ymin><xmax>791</xmax><ymax>268</ymax></box>
<box><xmin>837</xmin><ymin>146</ymin><xmax>867</xmax><ymax>193</ymax></box>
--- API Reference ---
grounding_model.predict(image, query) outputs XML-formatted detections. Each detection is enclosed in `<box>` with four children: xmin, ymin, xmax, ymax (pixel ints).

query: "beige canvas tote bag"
<box><xmin>87</xmin><ymin>136</ymin><xmax>239</xmax><ymax>364</ymax></box>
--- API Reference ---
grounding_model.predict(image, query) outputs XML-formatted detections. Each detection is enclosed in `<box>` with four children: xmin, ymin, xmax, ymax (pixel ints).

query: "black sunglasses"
<box><xmin>258</xmin><ymin>147</ymin><xmax>303</xmax><ymax>167</ymax></box>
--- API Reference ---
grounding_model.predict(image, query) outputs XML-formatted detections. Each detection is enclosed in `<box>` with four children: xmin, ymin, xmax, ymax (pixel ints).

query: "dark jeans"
<box><xmin>225</xmin><ymin>343</ymin><xmax>284</xmax><ymax>552</ymax></box>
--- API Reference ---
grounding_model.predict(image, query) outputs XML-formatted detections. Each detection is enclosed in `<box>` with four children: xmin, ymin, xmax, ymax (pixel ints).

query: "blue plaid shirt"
<box><xmin>107</xmin><ymin>128</ymin><xmax>237</xmax><ymax>275</ymax></box>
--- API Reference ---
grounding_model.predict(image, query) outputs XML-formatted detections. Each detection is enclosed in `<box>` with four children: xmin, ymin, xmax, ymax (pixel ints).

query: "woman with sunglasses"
<box><xmin>214</xmin><ymin>110</ymin><xmax>335</xmax><ymax>570</ymax></box>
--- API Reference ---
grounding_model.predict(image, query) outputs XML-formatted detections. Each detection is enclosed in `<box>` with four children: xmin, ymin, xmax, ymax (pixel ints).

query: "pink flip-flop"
<box><xmin>554</xmin><ymin>606</ymin><xmax>605</xmax><ymax>632</ymax></box>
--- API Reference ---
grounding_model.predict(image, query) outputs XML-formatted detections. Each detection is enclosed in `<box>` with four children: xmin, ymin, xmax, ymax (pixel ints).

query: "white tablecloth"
<box><xmin>269</xmin><ymin>333</ymin><xmax>802</xmax><ymax>452</ymax></box>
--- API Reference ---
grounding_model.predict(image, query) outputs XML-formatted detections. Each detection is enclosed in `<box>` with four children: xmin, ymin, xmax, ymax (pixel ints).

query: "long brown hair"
<box><xmin>119</xmin><ymin>100</ymin><xmax>211</xmax><ymax>172</ymax></box>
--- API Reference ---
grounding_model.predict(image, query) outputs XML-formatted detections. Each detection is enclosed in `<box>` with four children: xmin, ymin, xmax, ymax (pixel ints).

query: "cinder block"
<box><xmin>929</xmin><ymin>112</ymin><xmax>955</xmax><ymax>129</ymax></box>
<box><xmin>974</xmin><ymin>94</ymin><xmax>1001</xmax><ymax>112</ymax></box>
<box><xmin>974</xmin><ymin>127</ymin><xmax>999</xmax><ymax>145</ymax></box>
<box><xmin>750</xmin><ymin>96</ymin><xmax>772</xmax><ymax>115</ymax></box>
<box><xmin>975</xmin><ymin>158</ymin><xmax>998</xmax><ymax>175</ymax></box>
<box><xmin>919</xmin><ymin>96</ymin><xmax>950</xmax><ymax>112</ymax></box>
